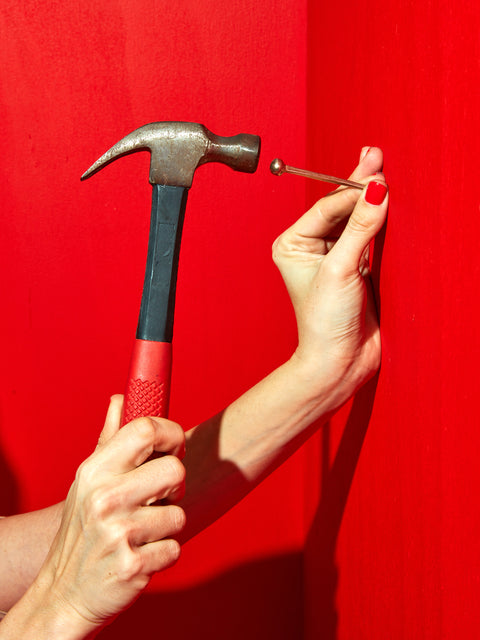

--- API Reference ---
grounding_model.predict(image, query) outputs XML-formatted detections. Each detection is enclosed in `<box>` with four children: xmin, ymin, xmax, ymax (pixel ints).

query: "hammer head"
<box><xmin>81</xmin><ymin>122</ymin><xmax>261</xmax><ymax>188</ymax></box>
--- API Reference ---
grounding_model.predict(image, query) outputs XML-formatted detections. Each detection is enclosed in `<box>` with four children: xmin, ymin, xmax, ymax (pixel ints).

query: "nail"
<box><xmin>360</xmin><ymin>146</ymin><xmax>371</xmax><ymax>161</ymax></box>
<box><xmin>365</xmin><ymin>181</ymin><xmax>388</xmax><ymax>205</ymax></box>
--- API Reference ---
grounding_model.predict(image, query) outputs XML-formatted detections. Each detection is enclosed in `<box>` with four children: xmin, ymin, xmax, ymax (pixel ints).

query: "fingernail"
<box><xmin>360</xmin><ymin>146</ymin><xmax>371</xmax><ymax>161</ymax></box>
<box><xmin>365</xmin><ymin>181</ymin><xmax>388</xmax><ymax>205</ymax></box>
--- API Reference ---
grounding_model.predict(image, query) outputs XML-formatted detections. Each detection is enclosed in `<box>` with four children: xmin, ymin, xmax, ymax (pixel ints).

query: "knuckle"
<box><xmin>160</xmin><ymin>455</ymin><xmax>186</xmax><ymax>486</ymax></box>
<box><xmin>166</xmin><ymin>420</ymin><xmax>186</xmax><ymax>451</ymax></box>
<box><xmin>103</xmin><ymin>519</ymin><xmax>132</xmax><ymax>548</ymax></box>
<box><xmin>312</xmin><ymin>202</ymin><xmax>332</xmax><ymax>224</ymax></box>
<box><xmin>272</xmin><ymin>234</ymin><xmax>287</xmax><ymax>265</ymax></box>
<box><xmin>162</xmin><ymin>539</ymin><xmax>182</xmax><ymax>566</ymax></box>
<box><xmin>87</xmin><ymin>484</ymin><xmax>121</xmax><ymax>520</ymax></box>
<box><xmin>130</xmin><ymin>417</ymin><xmax>157</xmax><ymax>449</ymax></box>
<box><xmin>272</xmin><ymin>235</ymin><xmax>281</xmax><ymax>256</ymax></box>
<box><xmin>348</xmin><ymin>209</ymin><xmax>374</xmax><ymax>234</ymax></box>
<box><xmin>168</xmin><ymin>505</ymin><xmax>187</xmax><ymax>533</ymax></box>
<box><xmin>117</xmin><ymin>549</ymin><xmax>144</xmax><ymax>583</ymax></box>
<box><xmin>312</xmin><ymin>201</ymin><xmax>344</xmax><ymax>228</ymax></box>
<box><xmin>150</xmin><ymin>539</ymin><xmax>182</xmax><ymax>573</ymax></box>
<box><xmin>133</xmin><ymin>417</ymin><xmax>186</xmax><ymax>456</ymax></box>
<box><xmin>321</xmin><ymin>258</ymin><xmax>344</xmax><ymax>281</ymax></box>
<box><xmin>174</xmin><ymin>421</ymin><xmax>186</xmax><ymax>443</ymax></box>
<box><xmin>75</xmin><ymin>457</ymin><xmax>96</xmax><ymax>487</ymax></box>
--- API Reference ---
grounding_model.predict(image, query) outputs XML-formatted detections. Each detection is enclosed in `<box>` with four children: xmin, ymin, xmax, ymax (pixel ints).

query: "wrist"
<box><xmin>287</xmin><ymin>348</ymin><xmax>364</xmax><ymax>415</ymax></box>
<box><xmin>0</xmin><ymin>579</ymin><xmax>101</xmax><ymax>640</ymax></box>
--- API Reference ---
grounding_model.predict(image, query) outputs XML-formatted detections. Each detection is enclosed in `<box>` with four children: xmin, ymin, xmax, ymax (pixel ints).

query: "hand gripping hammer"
<box><xmin>82</xmin><ymin>122</ymin><xmax>260</xmax><ymax>424</ymax></box>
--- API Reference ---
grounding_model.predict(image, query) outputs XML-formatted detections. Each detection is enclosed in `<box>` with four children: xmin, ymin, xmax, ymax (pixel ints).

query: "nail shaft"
<box><xmin>270</xmin><ymin>158</ymin><xmax>364</xmax><ymax>190</ymax></box>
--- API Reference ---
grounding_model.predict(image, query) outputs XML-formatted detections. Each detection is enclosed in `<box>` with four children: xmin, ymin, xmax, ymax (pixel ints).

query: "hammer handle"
<box><xmin>122</xmin><ymin>339</ymin><xmax>172</xmax><ymax>425</ymax></box>
<box><xmin>121</xmin><ymin>185</ymin><xmax>187</xmax><ymax>426</ymax></box>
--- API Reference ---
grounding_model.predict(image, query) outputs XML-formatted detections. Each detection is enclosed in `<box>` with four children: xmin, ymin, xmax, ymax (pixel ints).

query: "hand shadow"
<box><xmin>100</xmin><ymin>552</ymin><xmax>304</xmax><ymax>640</ymax></box>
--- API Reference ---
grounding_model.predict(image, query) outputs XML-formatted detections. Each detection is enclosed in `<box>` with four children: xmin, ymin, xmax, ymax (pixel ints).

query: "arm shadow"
<box><xmin>303</xmin><ymin>221</ymin><xmax>387</xmax><ymax>637</ymax></box>
<box><xmin>0</xmin><ymin>414</ymin><xmax>19</xmax><ymax>516</ymax></box>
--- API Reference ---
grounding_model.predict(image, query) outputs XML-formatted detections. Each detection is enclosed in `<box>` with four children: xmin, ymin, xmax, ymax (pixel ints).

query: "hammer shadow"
<box><xmin>303</xmin><ymin>221</ymin><xmax>387</xmax><ymax>638</ymax></box>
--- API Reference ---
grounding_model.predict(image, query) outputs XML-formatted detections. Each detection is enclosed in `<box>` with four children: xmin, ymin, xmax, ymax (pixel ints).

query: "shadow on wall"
<box><xmin>100</xmin><ymin>552</ymin><xmax>304</xmax><ymax>640</ymax></box>
<box><xmin>0</xmin><ymin>422</ymin><xmax>19</xmax><ymax>516</ymax></box>
<box><xmin>303</xmin><ymin>223</ymin><xmax>387</xmax><ymax>638</ymax></box>
<box><xmin>303</xmin><ymin>377</ymin><xmax>379</xmax><ymax>638</ymax></box>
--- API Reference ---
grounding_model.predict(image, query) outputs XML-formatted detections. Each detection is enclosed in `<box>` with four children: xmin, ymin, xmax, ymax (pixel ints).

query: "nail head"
<box><xmin>270</xmin><ymin>158</ymin><xmax>286</xmax><ymax>176</ymax></box>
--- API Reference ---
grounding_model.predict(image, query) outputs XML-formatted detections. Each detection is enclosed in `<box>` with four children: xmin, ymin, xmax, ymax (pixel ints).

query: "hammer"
<box><xmin>82</xmin><ymin>122</ymin><xmax>260</xmax><ymax>424</ymax></box>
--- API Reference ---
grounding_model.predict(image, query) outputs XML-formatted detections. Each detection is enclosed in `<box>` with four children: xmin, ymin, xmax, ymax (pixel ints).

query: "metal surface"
<box><xmin>270</xmin><ymin>157</ymin><xmax>364</xmax><ymax>190</ymax></box>
<box><xmin>82</xmin><ymin>122</ymin><xmax>261</xmax><ymax>188</ymax></box>
<box><xmin>79</xmin><ymin>120</ymin><xmax>261</xmax><ymax>423</ymax></box>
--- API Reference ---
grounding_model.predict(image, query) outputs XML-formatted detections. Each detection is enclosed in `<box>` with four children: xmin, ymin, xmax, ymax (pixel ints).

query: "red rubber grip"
<box><xmin>122</xmin><ymin>339</ymin><xmax>172</xmax><ymax>425</ymax></box>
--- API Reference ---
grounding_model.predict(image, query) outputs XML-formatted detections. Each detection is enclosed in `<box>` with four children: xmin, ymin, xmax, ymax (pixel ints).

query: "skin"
<box><xmin>0</xmin><ymin>415</ymin><xmax>187</xmax><ymax>639</ymax></box>
<box><xmin>0</xmin><ymin>146</ymin><xmax>387</xmax><ymax>638</ymax></box>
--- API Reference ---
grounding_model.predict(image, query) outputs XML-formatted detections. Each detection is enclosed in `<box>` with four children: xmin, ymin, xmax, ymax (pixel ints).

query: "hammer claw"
<box><xmin>82</xmin><ymin>121</ymin><xmax>261</xmax><ymax>422</ymax></box>
<box><xmin>82</xmin><ymin>122</ymin><xmax>260</xmax><ymax>187</ymax></box>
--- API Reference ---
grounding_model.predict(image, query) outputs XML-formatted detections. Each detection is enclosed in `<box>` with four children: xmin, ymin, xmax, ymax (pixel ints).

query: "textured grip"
<box><xmin>122</xmin><ymin>339</ymin><xmax>172</xmax><ymax>425</ymax></box>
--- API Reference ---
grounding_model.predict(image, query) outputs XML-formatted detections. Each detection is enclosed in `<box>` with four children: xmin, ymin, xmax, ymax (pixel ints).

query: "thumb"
<box><xmin>328</xmin><ymin>179</ymin><xmax>388</xmax><ymax>275</ymax></box>
<box><xmin>97</xmin><ymin>394</ymin><xmax>124</xmax><ymax>447</ymax></box>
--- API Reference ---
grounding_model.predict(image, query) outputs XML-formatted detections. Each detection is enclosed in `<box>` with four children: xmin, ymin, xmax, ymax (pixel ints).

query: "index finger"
<box><xmin>287</xmin><ymin>147</ymin><xmax>384</xmax><ymax>241</ymax></box>
<box><xmin>95</xmin><ymin>416</ymin><xmax>186</xmax><ymax>474</ymax></box>
<box><xmin>96</xmin><ymin>395</ymin><xmax>124</xmax><ymax>448</ymax></box>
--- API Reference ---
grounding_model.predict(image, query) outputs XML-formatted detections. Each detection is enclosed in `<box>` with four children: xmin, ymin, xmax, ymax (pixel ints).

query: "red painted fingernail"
<box><xmin>365</xmin><ymin>181</ymin><xmax>388</xmax><ymax>205</ymax></box>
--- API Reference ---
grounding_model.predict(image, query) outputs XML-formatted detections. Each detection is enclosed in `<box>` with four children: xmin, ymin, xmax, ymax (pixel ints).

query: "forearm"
<box><xmin>176</xmin><ymin>149</ymin><xmax>387</xmax><ymax>541</ymax></box>
<box><xmin>0</xmin><ymin>503</ymin><xmax>63</xmax><ymax>612</ymax></box>
<box><xmin>1</xmin><ymin>357</ymin><xmax>327</xmax><ymax>610</ymax></box>
<box><xmin>0</xmin><ymin>353</ymin><xmax>361</xmax><ymax>607</ymax></box>
<box><xmin>178</xmin><ymin>353</ymin><xmax>351</xmax><ymax>542</ymax></box>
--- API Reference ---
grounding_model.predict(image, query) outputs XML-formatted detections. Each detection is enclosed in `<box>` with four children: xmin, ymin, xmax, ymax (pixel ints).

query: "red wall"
<box><xmin>305</xmin><ymin>1</ymin><xmax>480</xmax><ymax>638</ymax></box>
<box><xmin>0</xmin><ymin>1</ymin><xmax>308</xmax><ymax>638</ymax></box>
<box><xmin>2</xmin><ymin>0</ymin><xmax>479</xmax><ymax>638</ymax></box>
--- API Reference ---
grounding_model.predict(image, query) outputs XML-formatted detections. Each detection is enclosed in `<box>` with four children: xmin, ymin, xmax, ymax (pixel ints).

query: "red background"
<box><xmin>1</xmin><ymin>1</ymin><xmax>479</xmax><ymax>638</ymax></box>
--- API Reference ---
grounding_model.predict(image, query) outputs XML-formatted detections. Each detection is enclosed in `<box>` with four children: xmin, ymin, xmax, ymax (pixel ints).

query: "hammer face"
<box><xmin>81</xmin><ymin>122</ymin><xmax>260</xmax><ymax>188</ymax></box>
